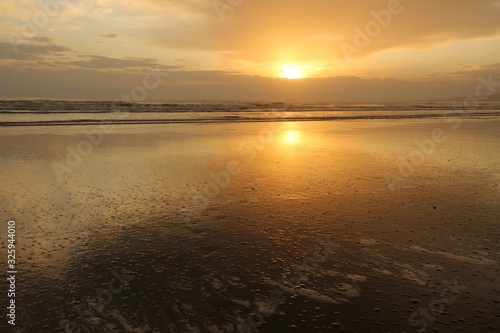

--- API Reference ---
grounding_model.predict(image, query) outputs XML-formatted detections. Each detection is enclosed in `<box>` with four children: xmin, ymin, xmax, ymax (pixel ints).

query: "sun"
<box><xmin>280</xmin><ymin>65</ymin><xmax>303</xmax><ymax>80</ymax></box>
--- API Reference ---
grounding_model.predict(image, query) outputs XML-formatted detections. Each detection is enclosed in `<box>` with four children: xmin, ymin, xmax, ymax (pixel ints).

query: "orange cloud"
<box><xmin>143</xmin><ymin>0</ymin><xmax>500</xmax><ymax>63</ymax></box>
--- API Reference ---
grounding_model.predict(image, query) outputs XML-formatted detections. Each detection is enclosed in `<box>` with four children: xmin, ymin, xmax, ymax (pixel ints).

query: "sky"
<box><xmin>1</xmin><ymin>0</ymin><xmax>500</xmax><ymax>101</ymax></box>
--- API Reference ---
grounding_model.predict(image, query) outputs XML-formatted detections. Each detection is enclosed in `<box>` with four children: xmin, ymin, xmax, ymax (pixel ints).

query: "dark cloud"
<box><xmin>0</xmin><ymin>64</ymin><xmax>483</xmax><ymax>102</ymax></box>
<box><xmin>444</xmin><ymin>62</ymin><xmax>500</xmax><ymax>80</ymax></box>
<box><xmin>99</xmin><ymin>34</ymin><xmax>119</xmax><ymax>39</ymax></box>
<box><xmin>0</xmin><ymin>41</ymin><xmax>72</xmax><ymax>60</ymax></box>
<box><xmin>27</xmin><ymin>36</ymin><xmax>56</xmax><ymax>43</ymax></box>
<box><xmin>65</xmin><ymin>55</ymin><xmax>181</xmax><ymax>70</ymax></box>
<box><xmin>480</xmin><ymin>63</ymin><xmax>500</xmax><ymax>69</ymax></box>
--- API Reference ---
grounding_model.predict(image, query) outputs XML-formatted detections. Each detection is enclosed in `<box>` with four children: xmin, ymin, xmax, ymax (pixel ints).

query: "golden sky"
<box><xmin>1</xmin><ymin>0</ymin><xmax>499</xmax><ymax>101</ymax></box>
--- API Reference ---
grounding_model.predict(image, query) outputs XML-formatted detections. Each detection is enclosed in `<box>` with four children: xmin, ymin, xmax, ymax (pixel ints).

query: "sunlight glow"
<box><xmin>280</xmin><ymin>64</ymin><xmax>304</xmax><ymax>80</ymax></box>
<box><xmin>283</xmin><ymin>130</ymin><xmax>301</xmax><ymax>144</ymax></box>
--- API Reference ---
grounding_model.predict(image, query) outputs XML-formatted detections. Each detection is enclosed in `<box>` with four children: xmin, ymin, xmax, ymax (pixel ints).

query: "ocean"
<box><xmin>1</xmin><ymin>99</ymin><xmax>499</xmax><ymax>333</ymax></box>
<box><xmin>1</xmin><ymin>100</ymin><xmax>500</xmax><ymax>126</ymax></box>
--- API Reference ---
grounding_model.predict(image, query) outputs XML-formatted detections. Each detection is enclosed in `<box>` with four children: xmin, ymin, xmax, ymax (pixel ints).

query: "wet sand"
<box><xmin>0</xmin><ymin>119</ymin><xmax>499</xmax><ymax>332</ymax></box>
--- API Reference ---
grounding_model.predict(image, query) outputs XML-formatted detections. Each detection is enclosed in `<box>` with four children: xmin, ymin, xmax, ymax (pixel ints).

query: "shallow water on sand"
<box><xmin>0</xmin><ymin>120</ymin><xmax>499</xmax><ymax>332</ymax></box>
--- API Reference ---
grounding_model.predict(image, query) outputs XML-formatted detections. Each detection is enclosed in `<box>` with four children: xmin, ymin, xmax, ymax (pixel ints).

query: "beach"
<box><xmin>1</xmin><ymin>119</ymin><xmax>499</xmax><ymax>333</ymax></box>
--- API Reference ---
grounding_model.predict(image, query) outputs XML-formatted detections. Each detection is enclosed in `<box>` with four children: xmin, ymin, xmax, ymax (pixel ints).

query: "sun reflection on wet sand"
<box><xmin>0</xmin><ymin>120</ymin><xmax>499</xmax><ymax>332</ymax></box>
<box><xmin>283</xmin><ymin>130</ymin><xmax>301</xmax><ymax>145</ymax></box>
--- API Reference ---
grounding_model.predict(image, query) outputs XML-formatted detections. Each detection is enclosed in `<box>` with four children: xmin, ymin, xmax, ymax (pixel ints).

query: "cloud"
<box><xmin>1</xmin><ymin>0</ymin><xmax>499</xmax><ymax>96</ymax></box>
<box><xmin>3</xmin><ymin>1</ymin><xmax>500</xmax><ymax>61</ymax></box>
<box><xmin>65</xmin><ymin>55</ymin><xmax>181</xmax><ymax>70</ymax></box>
<box><xmin>49</xmin><ymin>0</ymin><xmax>212</xmax><ymax>22</ymax></box>
<box><xmin>3</xmin><ymin>0</ymin><xmax>498</xmax><ymax>70</ymax></box>
<box><xmin>99</xmin><ymin>33</ymin><xmax>119</xmax><ymax>39</ymax></box>
<box><xmin>480</xmin><ymin>62</ymin><xmax>500</xmax><ymax>69</ymax></box>
<box><xmin>0</xmin><ymin>40</ymin><xmax>72</xmax><ymax>60</ymax></box>
<box><xmin>444</xmin><ymin>62</ymin><xmax>500</xmax><ymax>80</ymax></box>
<box><xmin>142</xmin><ymin>0</ymin><xmax>500</xmax><ymax>63</ymax></box>
<box><xmin>27</xmin><ymin>36</ymin><xmax>56</xmax><ymax>43</ymax></box>
<box><xmin>0</xmin><ymin>64</ymin><xmax>486</xmax><ymax>102</ymax></box>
